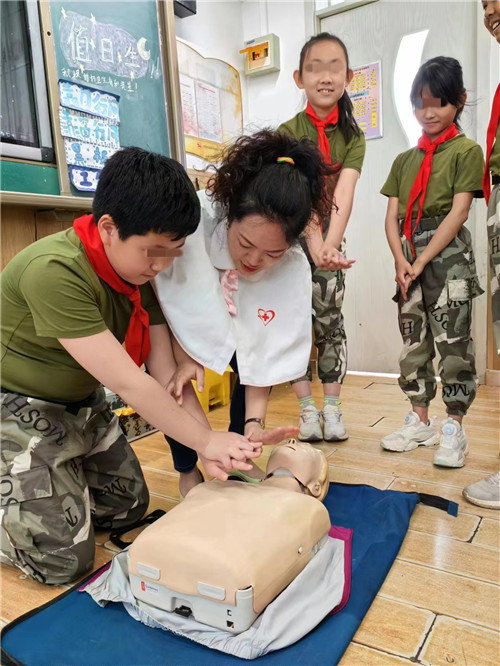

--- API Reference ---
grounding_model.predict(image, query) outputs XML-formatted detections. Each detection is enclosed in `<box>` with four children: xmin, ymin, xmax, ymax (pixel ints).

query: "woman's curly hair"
<box><xmin>207</xmin><ymin>129</ymin><xmax>339</xmax><ymax>243</ymax></box>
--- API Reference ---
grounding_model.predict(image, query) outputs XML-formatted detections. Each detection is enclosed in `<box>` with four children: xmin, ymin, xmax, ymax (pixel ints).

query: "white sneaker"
<box><xmin>298</xmin><ymin>405</ymin><xmax>323</xmax><ymax>442</ymax></box>
<box><xmin>380</xmin><ymin>411</ymin><xmax>439</xmax><ymax>452</ymax></box>
<box><xmin>434</xmin><ymin>418</ymin><xmax>469</xmax><ymax>468</ymax></box>
<box><xmin>463</xmin><ymin>472</ymin><xmax>500</xmax><ymax>509</ymax></box>
<box><xmin>322</xmin><ymin>404</ymin><xmax>348</xmax><ymax>441</ymax></box>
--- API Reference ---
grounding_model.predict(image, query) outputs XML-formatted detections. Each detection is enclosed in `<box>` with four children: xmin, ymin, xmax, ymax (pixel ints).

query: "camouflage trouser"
<box><xmin>0</xmin><ymin>388</ymin><xmax>149</xmax><ymax>585</ymax></box>
<box><xmin>292</xmin><ymin>261</ymin><xmax>347</xmax><ymax>385</ymax></box>
<box><xmin>487</xmin><ymin>182</ymin><xmax>500</xmax><ymax>355</ymax></box>
<box><xmin>396</xmin><ymin>217</ymin><xmax>483</xmax><ymax>416</ymax></box>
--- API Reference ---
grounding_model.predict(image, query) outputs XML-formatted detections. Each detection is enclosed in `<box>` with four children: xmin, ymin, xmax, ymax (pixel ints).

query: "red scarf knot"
<box><xmin>73</xmin><ymin>214</ymin><xmax>151</xmax><ymax>367</ymax></box>
<box><xmin>305</xmin><ymin>102</ymin><xmax>339</xmax><ymax>165</ymax></box>
<box><xmin>403</xmin><ymin>123</ymin><xmax>459</xmax><ymax>258</ymax></box>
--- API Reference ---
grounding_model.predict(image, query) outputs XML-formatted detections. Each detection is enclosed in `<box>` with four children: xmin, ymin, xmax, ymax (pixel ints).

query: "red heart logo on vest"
<box><xmin>257</xmin><ymin>309</ymin><xmax>275</xmax><ymax>326</ymax></box>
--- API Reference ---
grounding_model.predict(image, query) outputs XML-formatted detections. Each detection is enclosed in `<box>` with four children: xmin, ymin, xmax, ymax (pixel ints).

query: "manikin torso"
<box><xmin>128</xmin><ymin>443</ymin><xmax>331</xmax><ymax>632</ymax></box>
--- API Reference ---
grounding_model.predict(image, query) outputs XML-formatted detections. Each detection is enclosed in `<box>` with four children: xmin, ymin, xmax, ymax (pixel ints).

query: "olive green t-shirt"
<box><xmin>381</xmin><ymin>134</ymin><xmax>485</xmax><ymax>219</ymax></box>
<box><xmin>1</xmin><ymin>228</ymin><xmax>166</xmax><ymax>402</ymax></box>
<box><xmin>488</xmin><ymin>121</ymin><xmax>500</xmax><ymax>177</ymax></box>
<box><xmin>278</xmin><ymin>110</ymin><xmax>366</xmax><ymax>173</ymax></box>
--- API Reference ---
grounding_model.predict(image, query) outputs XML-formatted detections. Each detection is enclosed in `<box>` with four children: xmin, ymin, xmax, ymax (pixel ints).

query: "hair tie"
<box><xmin>276</xmin><ymin>156</ymin><xmax>295</xmax><ymax>165</ymax></box>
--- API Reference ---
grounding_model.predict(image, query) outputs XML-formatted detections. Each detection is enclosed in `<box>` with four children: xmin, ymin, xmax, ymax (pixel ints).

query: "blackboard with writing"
<box><xmin>49</xmin><ymin>0</ymin><xmax>170</xmax><ymax>194</ymax></box>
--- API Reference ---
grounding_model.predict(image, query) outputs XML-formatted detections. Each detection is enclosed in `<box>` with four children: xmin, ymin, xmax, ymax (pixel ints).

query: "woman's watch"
<box><xmin>244</xmin><ymin>417</ymin><xmax>265</xmax><ymax>429</ymax></box>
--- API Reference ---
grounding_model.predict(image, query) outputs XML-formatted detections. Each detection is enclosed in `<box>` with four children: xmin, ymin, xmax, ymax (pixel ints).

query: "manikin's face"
<box><xmin>98</xmin><ymin>216</ymin><xmax>185</xmax><ymax>285</ymax></box>
<box><xmin>266</xmin><ymin>440</ymin><xmax>329</xmax><ymax>501</ymax></box>
<box><xmin>294</xmin><ymin>40</ymin><xmax>352</xmax><ymax>120</ymax></box>
<box><xmin>414</xmin><ymin>86</ymin><xmax>459</xmax><ymax>141</ymax></box>
<box><xmin>226</xmin><ymin>214</ymin><xmax>289</xmax><ymax>277</ymax></box>
<box><xmin>482</xmin><ymin>0</ymin><xmax>500</xmax><ymax>42</ymax></box>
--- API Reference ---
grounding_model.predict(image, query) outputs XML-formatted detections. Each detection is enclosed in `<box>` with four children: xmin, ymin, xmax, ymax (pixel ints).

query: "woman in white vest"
<box><xmin>154</xmin><ymin>130</ymin><xmax>346</xmax><ymax>495</ymax></box>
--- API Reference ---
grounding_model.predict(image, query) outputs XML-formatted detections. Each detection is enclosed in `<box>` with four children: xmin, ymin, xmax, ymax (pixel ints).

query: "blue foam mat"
<box><xmin>1</xmin><ymin>484</ymin><xmax>420</xmax><ymax>666</ymax></box>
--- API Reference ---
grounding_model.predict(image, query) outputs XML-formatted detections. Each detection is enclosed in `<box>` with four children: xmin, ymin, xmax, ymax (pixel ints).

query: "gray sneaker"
<box><xmin>298</xmin><ymin>405</ymin><xmax>323</xmax><ymax>442</ymax></box>
<box><xmin>322</xmin><ymin>404</ymin><xmax>348</xmax><ymax>441</ymax></box>
<box><xmin>434</xmin><ymin>418</ymin><xmax>469</xmax><ymax>468</ymax></box>
<box><xmin>463</xmin><ymin>472</ymin><xmax>500</xmax><ymax>509</ymax></box>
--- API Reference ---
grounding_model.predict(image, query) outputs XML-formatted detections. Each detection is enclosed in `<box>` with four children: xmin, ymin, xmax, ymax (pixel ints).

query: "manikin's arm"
<box><xmin>59</xmin><ymin>328</ymin><xmax>261</xmax><ymax>478</ymax></box>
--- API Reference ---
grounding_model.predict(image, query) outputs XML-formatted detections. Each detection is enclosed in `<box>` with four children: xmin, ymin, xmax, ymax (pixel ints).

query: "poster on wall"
<box><xmin>180</xmin><ymin>74</ymin><xmax>198</xmax><ymax>137</ymax></box>
<box><xmin>177</xmin><ymin>40</ymin><xmax>243</xmax><ymax>164</ymax></box>
<box><xmin>347</xmin><ymin>61</ymin><xmax>382</xmax><ymax>140</ymax></box>
<box><xmin>58</xmin><ymin>80</ymin><xmax>121</xmax><ymax>191</ymax></box>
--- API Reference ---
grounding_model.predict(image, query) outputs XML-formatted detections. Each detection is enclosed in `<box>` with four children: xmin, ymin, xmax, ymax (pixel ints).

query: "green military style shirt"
<box><xmin>381</xmin><ymin>134</ymin><xmax>485</xmax><ymax>219</ymax></box>
<box><xmin>488</xmin><ymin>121</ymin><xmax>500</xmax><ymax>178</ymax></box>
<box><xmin>278</xmin><ymin>110</ymin><xmax>366</xmax><ymax>173</ymax></box>
<box><xmin>1</xmin><ymin>228</ymin><xmax>166</xmax><ymax>402</ymax></box>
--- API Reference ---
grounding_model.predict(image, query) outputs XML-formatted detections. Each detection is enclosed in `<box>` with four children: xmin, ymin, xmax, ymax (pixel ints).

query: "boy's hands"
<box><xmin>395</xmin><ymin>257</ymin><xmax>415</xmax><ymax>301</ymax></box>
<box><xmin>199</xmin><ymin>431</ymin><xmax>263</xmax><ymax>480</ymax></box>
<box><xmin>167</xmin><ymin>360</ymin><xmax>205</xmax><ymax>405</ymax></box>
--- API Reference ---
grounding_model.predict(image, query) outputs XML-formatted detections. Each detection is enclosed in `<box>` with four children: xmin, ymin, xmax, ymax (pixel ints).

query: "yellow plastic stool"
<box><xmin>193</xmin><ymin>367</ymin><xmax>232</xmax><ymax>413</ymax></box>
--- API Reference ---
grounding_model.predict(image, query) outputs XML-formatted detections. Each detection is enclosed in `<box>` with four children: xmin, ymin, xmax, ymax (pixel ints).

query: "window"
<box><xmin>315</xmin><ymin>0</ymin><xmax>379</xmax><ymax>18</ymax></box>
<box><xmin>1</xmin><ymin>0</ymin><xmax>53</xmax><ymax>161</ymax></box>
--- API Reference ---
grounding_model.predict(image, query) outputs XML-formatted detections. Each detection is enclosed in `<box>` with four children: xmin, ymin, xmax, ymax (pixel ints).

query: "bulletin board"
<box><xmin>177</xmin><ymin>40</ymin><xmax>243</xmax><ymax>162</ymax></box>
<box><xmin>48</xmin><ymin>0</ymin><xmax>170</xmax><ymax>195</ymax></box>
<box><xmin>347</xmin><ymin>61</ymin><xmax>382</xmax><ymax>140</ymax></box>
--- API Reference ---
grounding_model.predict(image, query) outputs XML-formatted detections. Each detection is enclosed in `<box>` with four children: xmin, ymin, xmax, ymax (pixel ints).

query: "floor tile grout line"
<box><xmin>405</xmin><ymin>527</ymin><xmax>500</xmax><ymax>551</ymax></box>
<box><xmin>377</xmin><ymin>593</ymin><xmax>500</xmax><ymax>632</ymax></box>
<box><xmin>395</xmin><ymin>554</ymin><xmax>499</xmax><ymax>586</ymax></box>
<box><xmin>350</xmin><ymin>638</ymin><xmax>417</xmax><ymax>663</ymax></box>
<box><xmin>413</xmin><ymin>612</ymin><xmax>438</xmax><ymax>664</ymax></box>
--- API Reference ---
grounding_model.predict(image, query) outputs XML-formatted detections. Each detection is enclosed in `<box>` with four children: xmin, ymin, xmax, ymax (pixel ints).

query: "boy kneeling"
<box><xmin>1</xmin><ymin>148</ymin><xmax>260</xmax><ymax>584</ymax></box>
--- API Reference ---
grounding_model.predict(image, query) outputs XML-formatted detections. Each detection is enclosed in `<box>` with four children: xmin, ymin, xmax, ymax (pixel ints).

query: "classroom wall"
<box><xmin>174</xmin><ymin>0</ymin><xmax>248</xmax><ymax>120</ymax></box>
<box><xmin>176</xmin><ymin>0</ymin><xmax>499</xmax><ymax>379</ymax></box>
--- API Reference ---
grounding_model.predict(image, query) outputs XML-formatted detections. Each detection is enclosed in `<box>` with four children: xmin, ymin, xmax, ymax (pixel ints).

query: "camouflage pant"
<box><xmin>293</xmin><ymin>261</ymin><xmax>347</xmax><ymax>385</ymax></box>
<box><xmin>487</xmin><ymin>183</ymin><xmax>500</xmax><ymax>355</ymax></box>
<box><xmin>0</xmin><ymin>389</ymin><xmax>149</xmax><ymax>585</ymax></box>
<box><xmin>396</xmin><ymin>217</ymin><xmax>483</xmax><ymax>416</ymax></box>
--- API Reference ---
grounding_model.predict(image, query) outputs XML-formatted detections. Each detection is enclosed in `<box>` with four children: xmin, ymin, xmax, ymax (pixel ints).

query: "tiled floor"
<box><xmin>1</xmin><ymin>375</ymin><xmax>499</xmax><ymax>664</ymax></box>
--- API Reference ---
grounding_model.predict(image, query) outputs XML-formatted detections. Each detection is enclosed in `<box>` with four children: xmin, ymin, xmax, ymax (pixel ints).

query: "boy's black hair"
<box><xmin>208</xmin><ymin>129</ymin><xmax>338</xmax><ymax>242</ymax></box>
<box><xmin>93</xmin><ymin>147</ymin><xmax>200</xmax><ymax>240</ymax></box>
<box><xmin>410</xmin><ymin>56</ymin><xmax>466</xmax><ymax>130</ymax></box>
<box><xmin>299</xmin><ymin>33</ymin><xmax>361</xmax><ymax>144</ymax></box>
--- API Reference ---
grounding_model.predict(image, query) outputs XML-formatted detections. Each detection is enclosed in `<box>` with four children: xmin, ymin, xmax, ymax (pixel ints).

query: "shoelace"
<box><xmin>301</xmin><ymin>408</ymin><xmax>319</xmax><ymax>423</ymax></box>
<box><xmin>484</xmin><ymin>472</ymin><xmax>500</xmax><ymax>487</ymax></box>
<box><xmin>323</xmin><ymin>407</ymin><xmax>341</xmax><ymax>423</ymax></box>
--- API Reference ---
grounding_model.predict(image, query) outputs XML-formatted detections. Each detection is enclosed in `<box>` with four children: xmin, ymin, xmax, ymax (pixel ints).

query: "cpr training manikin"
<box><xmin>84</xmin><ymin>442</ymin><xmax>352</xmax><ymax>659</ymax></box>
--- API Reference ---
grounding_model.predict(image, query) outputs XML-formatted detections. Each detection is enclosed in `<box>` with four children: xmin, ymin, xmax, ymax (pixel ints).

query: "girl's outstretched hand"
<box><xmin>318</xmin><ymin>244</ymin><xmax>355</xmax><ymax>271</ymax></box>
<box><xmin>246</xmin><ymin>424</ymin><xmax>299</xmax><ymax>445</ymax></box>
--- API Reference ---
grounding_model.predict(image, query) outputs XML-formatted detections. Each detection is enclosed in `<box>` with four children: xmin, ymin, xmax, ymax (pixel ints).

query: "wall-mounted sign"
<box><xmin>347</xmin><ymin>61</ymin><xmax>382</xmax><ymax>140</ymax></box>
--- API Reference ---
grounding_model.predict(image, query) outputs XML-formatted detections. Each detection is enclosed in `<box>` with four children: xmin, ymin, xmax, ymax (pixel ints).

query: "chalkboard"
<box><xmin>49</xmin><ymin>0</ymin><xmax>170</xmax><ymax>194</ymax></box>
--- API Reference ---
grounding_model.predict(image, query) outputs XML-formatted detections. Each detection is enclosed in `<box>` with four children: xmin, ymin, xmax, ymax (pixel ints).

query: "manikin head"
<box><xmin>265</xmin><ymin>440</ymin><xmax>330</xmax><ymax>501</ymax></box>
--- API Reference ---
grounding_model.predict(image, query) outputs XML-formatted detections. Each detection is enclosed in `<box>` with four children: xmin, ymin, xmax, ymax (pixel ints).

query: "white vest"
<box><xmin>153</xmin><ymin>191</ymin><xmax>312</xmax><ymax>387</ymax></box>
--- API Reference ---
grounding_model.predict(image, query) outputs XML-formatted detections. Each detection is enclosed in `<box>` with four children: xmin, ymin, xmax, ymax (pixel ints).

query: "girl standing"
<box><xmin>381</xmin><ymin>56</ymin><xmax>484</xmax><ymax>467</ymax></box>
<box><xmin>154</xmin><ymin>130</ymin><xmax>335</xmax><ymax>495</ymax></box>
<box><xmin>279</xmin><ymin>33</ymin><xmax>365</xmax><ymax>443</ymax></box>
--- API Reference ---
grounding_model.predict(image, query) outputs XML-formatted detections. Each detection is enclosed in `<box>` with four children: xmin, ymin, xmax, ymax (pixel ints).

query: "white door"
<box><xmin>320</xmin><ymin>0</ymin><xmax>484</xmax><ymax>374</ymax></box>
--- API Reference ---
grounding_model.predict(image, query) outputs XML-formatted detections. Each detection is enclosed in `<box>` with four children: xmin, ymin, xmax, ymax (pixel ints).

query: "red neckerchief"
<box><xmin>404</xmin><ymin>123</ymin><xmax>460</xmax><ymax>258</ymax></box>
<box><xmin>483</xmin><ymin>83</ymin><xmax>500</xmax><ymax>204</ymax></box>
<box><xmin>73</xmin><ymin>214</ymin><xmax>151</xmax><ymax>367</ymax></box>
<box><xmin>305</xmin><ymin>102</ymin><xmax>339</xmax><ymax>164</ymax></box>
